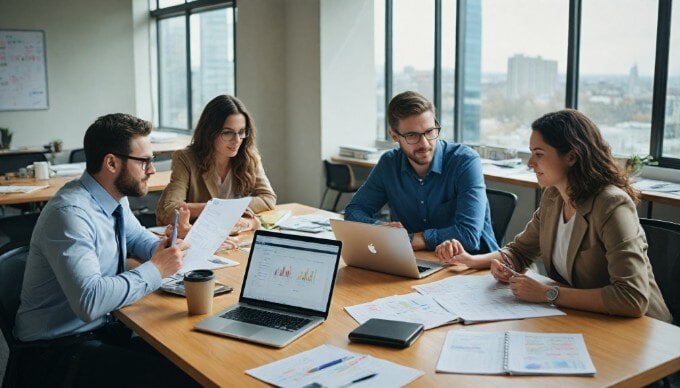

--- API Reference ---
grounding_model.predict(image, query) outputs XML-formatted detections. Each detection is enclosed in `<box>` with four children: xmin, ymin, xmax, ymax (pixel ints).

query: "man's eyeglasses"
<box><xmin>395</xmin><ymin>126</ymin><xmax>440</xmax><ymax>145</ymax></box>
<box><xmin>113</xmin><ymin>153</ymin><xmax>155</xmax><ymax>171</ymax></box>
<box><xmin>219</xmin><ymin>128</ymin><xmax>250</xmax><ymax>142</ymax></box>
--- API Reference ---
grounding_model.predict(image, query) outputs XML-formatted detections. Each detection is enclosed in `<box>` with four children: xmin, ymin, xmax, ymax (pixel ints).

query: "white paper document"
<box><xmin>163</xmin><ymin>197</ymin><xmax>250</xmax><ymax>283</ymax></box>
<box><xmin>345</xmin><ymin>292</ymin><xmax>459</xmax><ymax>329</ymax></box>
<box><xmin>0</xmin><ymin>185</ymin><xmax>48</xmax><ymax>194</ymax></box>
<box><xmin>51</xmin><ymin>162</ymin><xmax>85</xmax><ymax>176</ymax></box>
<box><xmin>246</xmin><ymin>344</ymin><xmax>423</xmax><ymax>387</ymax></box>
<box><xmin>633</xmin><ymin>178</ymin><xmax>680</xmax><ymax>194</ymax></box>
<box><xmin>437</xmin><ymin>330</ymin><xmax>596</xmax><ymax>376</ymax></box>
<box><xmin>413</xmin><ymin>273</ymin><xmax>565</xmax><ymax>323</ymax></box>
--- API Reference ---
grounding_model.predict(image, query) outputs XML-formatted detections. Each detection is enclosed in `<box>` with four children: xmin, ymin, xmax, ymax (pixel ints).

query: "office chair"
<box><xmin>69</xmin><ymin>148</ymin><xmax>86</xmax><ymax>163</ymax></box>
<box><xmin>486</xmin><ymin>188</ymin><xmax>518</xmax><ymax>246</ymax></box>
<box><xmin>0</xmin><ymin>245</ymin><xmax>29</xmax><ymax>387</ymax></box>
<box><xmin>0</xmin><ymin>152</ymin><xmax>48</xmax><ymax>176</ymax></box>
<box><xmin>0</xmin><ymin>213</ymin><xmax>40</xmax><ymax>255</ymax></box>
<box><xmin>640</xmin><ymin>218</ymin><xmax>680</xmax><ymax>326</ymax></box>
<box><xmin>320</xmin><ymin>160</ymin><xmax>361</xmax><ymax>212</ymax></box>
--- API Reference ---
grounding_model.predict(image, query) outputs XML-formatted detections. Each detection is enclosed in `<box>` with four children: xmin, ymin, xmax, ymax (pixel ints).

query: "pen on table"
<box><xmin>346</xmin><ymin>373</ymin><xmax>377</xmax><ymax>385</ymax></box>
<box><xmin>170</xmin><ymin>209</ymin><xmax>179</xmax><ymax>247</ymax></box>
<box><xmin>307</xmin><ymin>357</ymin><xmax>349</xmax><ymax>373</ymax></box>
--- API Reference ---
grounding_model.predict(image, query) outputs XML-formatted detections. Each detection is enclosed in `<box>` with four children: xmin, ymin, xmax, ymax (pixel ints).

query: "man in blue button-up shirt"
<box><xmin>345</xmin><ymin>91</ymin><xmax>498</xmax><ymax>254</ymax></box>
<box><xmin>14</xmin><ymin>114</ymin><xmax>197</xmax><ymax>386</ymax></box>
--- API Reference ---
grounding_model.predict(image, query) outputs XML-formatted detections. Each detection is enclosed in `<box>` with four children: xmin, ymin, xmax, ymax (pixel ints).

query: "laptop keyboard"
<box><xmin>221</xmin><ymin>306</ymin><xmax>311</xmax><ymax>332</ymax></box>
<box><xmin>417</xmin><ymin>265</ymin><xmax>430</xmax><ymax>273</ymax></box>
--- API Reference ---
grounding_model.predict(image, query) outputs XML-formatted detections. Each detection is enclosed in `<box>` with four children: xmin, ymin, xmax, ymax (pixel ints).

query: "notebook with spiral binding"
<box><xmin>436</xmin><ymin>330</ymin><xmax>596</xmax><ymax>376</ymax></box>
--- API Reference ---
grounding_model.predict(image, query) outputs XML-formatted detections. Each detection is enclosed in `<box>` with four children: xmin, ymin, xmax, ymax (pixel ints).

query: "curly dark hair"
<box><xmin>531</xmin><ymin>109</ymin><xmax>639</xmax><ymax>205</ymax></box>
<box><xmin>189</xmin><ymin>95</ymin><xmax>260</xmax><ymax>196</ymax></box>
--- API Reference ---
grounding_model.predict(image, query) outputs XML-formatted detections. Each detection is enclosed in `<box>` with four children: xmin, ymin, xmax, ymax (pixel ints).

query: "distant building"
<box><xmin>627</xmin><ymin>64</ymin><xmax>641</xmax><ymax>96</ymax></box>
<box><xmin>462</xmin><ymin>0</ymin><xmax>482</xmax><ymax>143</ymax></box>
<box><xmin>506</xmin><ymin>54</ymin><xmax>557</xmax><ymax>99</ymax></box>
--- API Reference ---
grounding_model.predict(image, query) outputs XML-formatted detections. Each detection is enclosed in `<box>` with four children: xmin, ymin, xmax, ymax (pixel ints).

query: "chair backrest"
<box><xmin>640</xmin><ymin>218</ymin><xmax>680</xmax><ymax>325</ymax></box>
<box><xmin>486</xmin><ymin>188</ymin><xmax>518</xmax><ymax>246</ymax></box>
<box><xmin>323</xmin><ymin>160</ymin><xmax>358</xmax><ymax>192</ymax></box>
<box><xmin>0</xmin><ymin>245</ymin><xmax>29</xmax><ymax>347</ymax></box>
<box><xmin>0</xmin><ymin>213</ymin><xmax>40</xmax><ymax>254</ymax></box>
<box><xmin>69</xmin><ymin>148</ymin><xmax>86</xmax><ymax>163</ymax></box>
<box><xmin>0</xmin><ymin>152</ymin><xmax>48</xmax><ymax>175</ymax></box>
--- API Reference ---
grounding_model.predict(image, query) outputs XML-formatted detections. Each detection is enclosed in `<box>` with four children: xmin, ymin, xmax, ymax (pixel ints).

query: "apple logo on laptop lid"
<box><xmin>367</xmin><ymin>243</ymin><xmax>377</xmax><ymax>254</ymax></box>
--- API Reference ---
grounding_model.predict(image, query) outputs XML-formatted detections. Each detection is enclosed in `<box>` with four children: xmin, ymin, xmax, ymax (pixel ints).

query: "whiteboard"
<box><xmin>0</xmin><ymin>30</ymin><xmax>49</xmax><ymax>111</ymax></box>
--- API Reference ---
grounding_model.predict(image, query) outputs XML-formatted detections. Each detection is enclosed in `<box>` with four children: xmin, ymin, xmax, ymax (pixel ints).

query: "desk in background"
<box><xmin>331</xmin><ymin>155</ymin><xmax>680</xmax><ymax>217</ymax></box>
<box><xmin>116</xmin><ymin>203</ymin><xmax>680</xmax><ymax>387</ymax></box>
<box><xmin>0</xmin><ymin>170</ymin><xmax>172</xmax><ymax>206</ymax></box>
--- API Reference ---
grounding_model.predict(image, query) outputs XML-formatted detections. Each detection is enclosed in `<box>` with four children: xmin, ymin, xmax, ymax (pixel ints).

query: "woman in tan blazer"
<box><xmin>436</xmin><ymin>109</ymin><xmax>671</xmax><ymax>322</ymax></box>
<box><xmin>156</xmin><ymin>95</ymin><xmax>276</xmax><ymax>233</ymax></box>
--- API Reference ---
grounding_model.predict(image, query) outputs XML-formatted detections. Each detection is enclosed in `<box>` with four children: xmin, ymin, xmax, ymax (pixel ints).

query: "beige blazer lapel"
<box><xmin>541</xmin><ymin>192</ymin><xmax>560</xmax><ymax>276</ymax></box>
<box><xmin>202</xmin><ymin>168</ymin><xmax>219</xmax><ymax>198</ymax></box>
<box><xmin>564</xmin><ymin>195</ymin><xmax>595</xmax><ymax>282</ymax></box>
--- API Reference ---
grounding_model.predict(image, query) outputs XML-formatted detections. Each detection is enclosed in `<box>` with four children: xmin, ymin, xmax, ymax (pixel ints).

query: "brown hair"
<box><xmin>84</xmin><ymin>113</ymin><xmax>152</xmax><ymax>174</ymax></box>
<box><xmin>531</xmin><ymin>109</ymin><xmax>639</xmax><ymax>204</ymax></box>
<box><xmin>189</xmin><ymin>95</ymin><xmax>260</xmax><ymax>196</ymax></box>
<box><xmin>387</xmin><ymin>91</ymin><xmax>435</xmax><ymax>132</ymax></box>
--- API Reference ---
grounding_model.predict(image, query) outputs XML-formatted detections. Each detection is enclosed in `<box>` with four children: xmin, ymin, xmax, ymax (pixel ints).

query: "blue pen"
<box><xmin>170</xmin><ymin>209</ymin><xmax>179</xmax><ymax>247</ymax></box>
<box><xmin>307</xmin><ymin>357</ymin><xmax>349</xmax><ymax>373</ymax></box>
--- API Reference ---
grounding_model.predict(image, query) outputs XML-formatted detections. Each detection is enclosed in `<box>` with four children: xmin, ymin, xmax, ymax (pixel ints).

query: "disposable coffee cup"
<box><xmin>184</xmin><ymin>269</ymin><xmax>215</xmax><ymax>315</ymax></box>
<box><xmin>34</xmin><ymin>161</ymin><xmax>50</xmax><ymax>180</ymax></box>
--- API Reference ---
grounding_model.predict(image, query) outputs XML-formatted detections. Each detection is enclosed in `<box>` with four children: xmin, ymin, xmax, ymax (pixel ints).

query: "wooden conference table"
<box><xmin>0</xmin><ymin>170</ymin><xmax>172</xmax><ymax>206</ymax></box>
<box><xmin>115</xmin><ymin>203</ymin><xmax>680</xmax><ymax>387</ymax></box>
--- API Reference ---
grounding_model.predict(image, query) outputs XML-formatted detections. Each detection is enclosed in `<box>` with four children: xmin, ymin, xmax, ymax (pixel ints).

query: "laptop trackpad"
<box><xmin>223</xmin><ymin>322</ymin><xmax>263</xmax><ymax>337</ymax></box>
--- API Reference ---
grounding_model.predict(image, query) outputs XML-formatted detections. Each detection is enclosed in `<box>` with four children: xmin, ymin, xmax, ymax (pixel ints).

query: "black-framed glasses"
<box><xmin>395</xmin><ymin>126</ymin><xmax>441</xmax><ymax>145</ymax></box>
<box><xmin>113</xmin><ymin>153</ymin><xmax>156</xmax><ymax>171</ymax></box>
<box><xmin>219</xmin><ymin>128</ymin><xmax>250</xmax><ymax>142</ymax></box>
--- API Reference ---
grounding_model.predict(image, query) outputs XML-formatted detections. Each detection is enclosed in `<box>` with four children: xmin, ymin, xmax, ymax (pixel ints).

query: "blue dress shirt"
<box><xmin>344</xmin><ymin>140</ymin><xmax>498</xmax><ymax>252</ymax></box>
<box><xmin>15</xmin><ymin>172</ymin><xmax>162</xmax><ymax>341</ymax></box>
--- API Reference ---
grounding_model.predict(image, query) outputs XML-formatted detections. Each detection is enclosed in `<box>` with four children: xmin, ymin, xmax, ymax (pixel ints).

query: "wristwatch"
<box><xmin>546</xmin><ymin>286</ymin><xmax>560</xmax><ymax>305</ymax></box>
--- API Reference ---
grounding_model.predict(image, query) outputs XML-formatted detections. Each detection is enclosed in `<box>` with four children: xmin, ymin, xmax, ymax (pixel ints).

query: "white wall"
<box><xmin>320</xmin><ymin>0</ymin><xmax>377</xmax><ymax>159</ymax></box>
<box><xmin>0</xmin><ymin>0</ymin><xmax>138</xmax><ymax>150</ymax></box>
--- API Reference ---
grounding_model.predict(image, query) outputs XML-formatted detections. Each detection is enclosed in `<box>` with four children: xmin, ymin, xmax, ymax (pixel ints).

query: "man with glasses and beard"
<box><xmin>14</xmin><ymin>113</ymin><xmax>199</xmax><ymax>386</ymax></box>
<box><xmin>345</xmin><ymin>91</ymin><xmax>498</xmax><ymax>254</ymax></box>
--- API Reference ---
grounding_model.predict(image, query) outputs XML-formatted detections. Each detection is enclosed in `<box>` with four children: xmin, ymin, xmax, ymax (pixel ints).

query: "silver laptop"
<box><xmin>194</xmin><ymin>230</ymin><xmax>342</xmax><ymax>348</ymax></box>
<box><xmin>330</xmin><ymin>219</ymin><xmax>445</xmax><ymax>278</ymax></box>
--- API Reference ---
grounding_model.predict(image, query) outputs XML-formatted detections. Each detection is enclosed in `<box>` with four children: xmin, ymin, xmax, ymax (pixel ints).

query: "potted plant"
<box><xmin>625</xmin><ymin>154</ymin><xmax>658</xmax><ymax>177</ymax></box>
<box><xmin>52</xmin><ymin>139</ymin><xmax>63</xmax><ymax>153</ymax></box>
<box><xmin>0</xmin><ymin>127</ymin><xmax>12</xmax><ymax>150</ymax></box>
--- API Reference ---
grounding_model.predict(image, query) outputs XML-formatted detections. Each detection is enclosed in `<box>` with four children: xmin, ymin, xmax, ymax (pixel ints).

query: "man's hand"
<box><xmin>150</xmin><ymin>237</ymin><xmax>190</xmax><ymax>278</ymax></box>
<box><xmin>164</xmin><ymin>203</ymin><xmax>191</xmax><ymax>240</ymax></box>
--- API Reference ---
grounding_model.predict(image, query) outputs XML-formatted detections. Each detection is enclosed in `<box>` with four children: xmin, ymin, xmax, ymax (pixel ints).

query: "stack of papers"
<box><xmin>345</xmin><ymin>292</ymin><xmax>459</xmax><ymax>330</ymax></box>
<box><xmin>633</xmin><ymin>178</ymin><xmax>680</xmax><ymax>194</ymax></box>
<box><xmin>51</xmin><ymin>162</ymin><xmax>85</xmax><ymax>176</ymax></box>
<box><xmin>257</xmin><ymin>209</ymin><xmax>292</xmax><ymax>229</ymax></box>
<box><xmin>413</xmin><ymin>273</ymin><xmax>565</xmax><ymax>324</ymax></box>
<box><xmin>246</xmin><ymin>345</ymin><xmax>423</xmax><ymax>387</ymax></box>
<box><xmin>339</xmin><ymin>145</ymin><xmax>383</xmax><ymax>160</ymax></box>
<box><xmin>277</xmin><ymin>214</ymin><xmax>335</xmax><ymax>234</ymax></box>
<box><xmin>0</xmin><ymin>185</ymin><xmax>48</xmax><ymax>194</ymax></box>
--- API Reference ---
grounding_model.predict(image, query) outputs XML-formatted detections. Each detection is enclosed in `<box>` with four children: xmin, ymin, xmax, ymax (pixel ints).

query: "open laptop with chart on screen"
<box><xmin>194</xmin><ymin>230</ymin><xmax>342</xmax><ymax>348</ymax></box>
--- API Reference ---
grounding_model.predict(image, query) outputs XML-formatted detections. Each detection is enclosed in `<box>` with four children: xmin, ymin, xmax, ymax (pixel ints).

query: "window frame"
<box><xmin>381</xmin><ymin>0</ymin><xmax>679</xmax><ymax>169</ymax></box>
<box><xmin>150</xmin><ymin>0</ymin><xmax>237</xmax><ymax>132</ymax></box>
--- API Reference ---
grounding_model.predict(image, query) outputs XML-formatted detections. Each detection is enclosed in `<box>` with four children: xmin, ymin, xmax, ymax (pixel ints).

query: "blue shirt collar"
<box><xmin>399</xmin><ymin>139</ymin><xmax>445</xmax><ymax>176</ymax></box>
<box><xmin>80</xmin><ymin>172</ymin><xmax>126</xmax><ymax>216</ymax></box>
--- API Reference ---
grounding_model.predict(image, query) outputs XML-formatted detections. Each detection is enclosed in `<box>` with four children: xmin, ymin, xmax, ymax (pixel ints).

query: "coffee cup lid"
<box><xmin>183</xmin><ymin>269</ymin><xmax>214</xmax><ymax>282</ymax></box>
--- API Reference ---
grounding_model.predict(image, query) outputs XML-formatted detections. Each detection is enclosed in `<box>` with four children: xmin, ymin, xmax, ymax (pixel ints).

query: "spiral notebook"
<box><xmin>436</xmin><ymin>330</ymin><xmax>596</xmax><ymax>376</ymax></box>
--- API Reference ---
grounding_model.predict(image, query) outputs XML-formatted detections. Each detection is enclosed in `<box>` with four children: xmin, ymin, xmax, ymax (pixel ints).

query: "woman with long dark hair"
<box><xmin>436</xmin><ymin>109</ymin><xmax>671</xmax><ymax>322</ymax></box>
<box><xmin>157</xmin><ymin>95</ymin><xmax>276</xmax><ymax>233</ymax></box>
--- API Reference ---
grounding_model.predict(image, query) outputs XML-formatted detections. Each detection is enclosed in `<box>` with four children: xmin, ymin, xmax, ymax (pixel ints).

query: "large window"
<box><xmin>151</xmin><ymin>0</ymin><xmax>235</xmax><ymax>132</ymax></box>
<box><xmin>579</xmin><ymin>0</ymin><xmax>657</xmax><ymax>156</ymax></box>
<box><xmin>378</xmin><ymin>0</ymin><xmax>679</xmax><ymax>168</ymax></box>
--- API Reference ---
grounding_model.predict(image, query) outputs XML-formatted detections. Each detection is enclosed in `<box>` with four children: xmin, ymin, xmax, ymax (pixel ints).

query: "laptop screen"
<box><xmin>241</xmin><ymin>231</ymin><xmax>342</xmax><ymax>314</ymax></box>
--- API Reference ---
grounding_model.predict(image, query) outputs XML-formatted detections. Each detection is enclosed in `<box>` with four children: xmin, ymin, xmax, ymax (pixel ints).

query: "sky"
<box><xmin>377</xmin><ymin>0</ymin><xmax>680</xmax><ymax>77</ymax></box>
